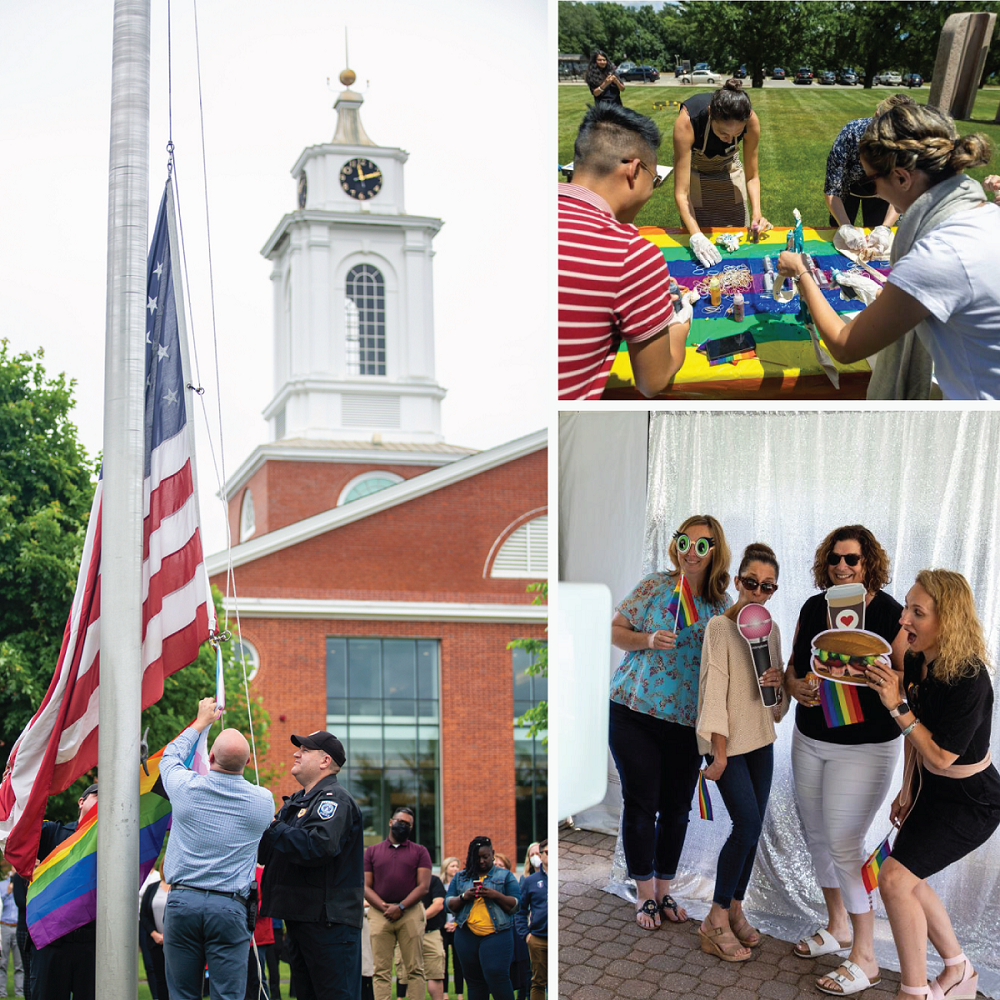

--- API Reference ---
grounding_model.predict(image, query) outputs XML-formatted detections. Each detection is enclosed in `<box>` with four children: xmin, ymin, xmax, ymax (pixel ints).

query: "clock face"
<box><xmin>297</xmin><ymin>172</ymin><xmax>308</xmax><ymax>210</ymax></box>
<box><xmin>340</xmin><ymin>158</ymin><xmax>382</xmax><ymax>200</ymax></box>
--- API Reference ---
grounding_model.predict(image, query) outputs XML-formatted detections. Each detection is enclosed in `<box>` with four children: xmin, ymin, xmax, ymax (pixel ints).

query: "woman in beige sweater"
<box><xmin>696</xmin><ymin>543</ymin><xmax>786</xmax><ymax>962</ymax></box>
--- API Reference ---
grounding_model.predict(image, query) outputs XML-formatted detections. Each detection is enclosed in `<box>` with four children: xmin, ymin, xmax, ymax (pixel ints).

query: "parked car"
<box><xmin>620</xmin><ymin>65</ymin><xmax>660</xmax><ymax>82</ymax></box>
<box><xmin>772</xmin><ymin>66</ymin><xmax>786</xmax><ymax>79</ymax></box>
<box><xmin>794</xmin><ymin>66</ymin><xmax>814</xmax><ymax>84</ymax></box>
<box><xmin>733</xmin><ymin>64</ymin><xmax>747</xmax><ymax>78</ymax></box>
<box><xmin>904</xmin><ymin>72</ymin><xmax>923</xmax><ymax>87</ymax></box>
<box><xmin>617</xmin><ymin>61</ymin><xmax>637</xmax><ymax>76</ymax></box>
<box><xmin>819</xmin><ymin>70</ymin><xmax>837</xmax><ymax>85</ymax></box>
<box><xmin>875</xmin><ymin>70</ymin><xmax>902</xmax><ymax>85</ymax></box>
<box><xmin>837</xmin><ymin>68</ymin><xmax>858</xmax><ymax>85</ymax></box>
<box><xmin>679</xmin><ymin>68</ymin><xmax>721</xmax><ymax>85</ymax></box>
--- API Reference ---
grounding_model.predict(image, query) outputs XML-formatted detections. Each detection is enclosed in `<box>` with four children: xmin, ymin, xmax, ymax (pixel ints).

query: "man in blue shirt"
<box><xmin>515</xmin><ymin>841</ymin><xmax>548</xmax><ymax>1000</ymax></box>
<box><xmin>161</xmin><ymin>697</ymin><xmax>275</xmax><ymax>1000</ymax></box>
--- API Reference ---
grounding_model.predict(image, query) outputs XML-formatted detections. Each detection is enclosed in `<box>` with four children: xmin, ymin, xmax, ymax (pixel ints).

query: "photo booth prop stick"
<box><xmin>861</xmin><ymin>833</ymin><xmax>893</xmax><ymax>893</ymax></box>
<box><xmin>818</xmin><ymin>675</ymin><xmax>865</xmax><ymax>728</ymax></box>
<box><xmin>737</xmin><ymin>604</ymin><xmax>778</xmax><ymax>707</ymax></box>
<box><xmin>666</xmin><ymin>574</ymin><xmax>699</xmax><ymax>631</ymax></box>
<box><xmin>826</xmin><ymin>583</ymin><xmax>867</xmax><ymax>631</ymax></box>
<box><xmin>697</xmin><ymin>770</ymin><xmax>714</xmax><ymax>820</ymax></box>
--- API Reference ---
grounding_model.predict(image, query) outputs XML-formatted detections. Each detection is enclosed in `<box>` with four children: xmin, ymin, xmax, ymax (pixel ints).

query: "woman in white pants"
<box><xmin>783</xmin><ymin>526</ymin><xmax>907</xmax><ymax>996</ymax></box>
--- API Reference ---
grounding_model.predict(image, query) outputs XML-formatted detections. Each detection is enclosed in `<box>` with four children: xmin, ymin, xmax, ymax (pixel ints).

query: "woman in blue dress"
<box><xmin>609</xmin><ymin>514</ymin><xmax>733</xmax><ymax>929</ymax></box>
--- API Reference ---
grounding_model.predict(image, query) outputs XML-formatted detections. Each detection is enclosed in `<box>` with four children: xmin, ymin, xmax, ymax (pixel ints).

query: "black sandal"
<box><xmin>660</xmin><ymin>894</ymin><xmax>683</xmax><ymax>922</ymax></box>
<box><xmin>635</xmin><ymin>898</ymin><xmax>660</xmax><ymax>929</ymax></box>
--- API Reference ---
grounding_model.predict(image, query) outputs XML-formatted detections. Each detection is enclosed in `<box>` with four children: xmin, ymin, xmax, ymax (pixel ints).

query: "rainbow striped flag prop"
<box><xmin>697</xmin><ymin>770</ymin><xmax>713</xmax><ymax>821</ymax></box>
<box><xmin>26</xmin><ymin>725</ymin><xmax>209</xmax><ymax>949</ymax></box>
<box><xmin>818</xmin><ymin>676</ymin><xmax>865</xmax><ymax>728</ymax></box>
<box><xmin>666</xmin><ymin>574</ymin><xmax>699</xmax><ymax>631</ymax></box>
<box><xmin>861</xmin><ymin>834</ymin><xmax>892</xmax><ymax>893</ymax></box>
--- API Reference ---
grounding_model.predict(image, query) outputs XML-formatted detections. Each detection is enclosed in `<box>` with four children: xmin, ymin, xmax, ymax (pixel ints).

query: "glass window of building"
<box><xmin>338</xmin><ymin>471</ymin><xmax>404</xmax><ymax>506</ymax></box>
<box><xmin>345</xmin><ymin>265</ymin><xmax>386</xmax><ymax>376</ymax></box>
<box><xmin>236</xmin><ymin>638</ymin><xmax>260</xmax><ymax>682</ymax></box>
<box><xmin>326</xmin><ymin>637</ymin><xmax>440</xmax><ymax>858</ymax></box>
<box><xmin>240</xmin><ymin>489</ymin><xmax>255</xmax><ymax>542</ymax></box>
<box><xmin>513</xmin><ymin>643</ymin><xmax>547</xmax><ymax>861</ymax></box>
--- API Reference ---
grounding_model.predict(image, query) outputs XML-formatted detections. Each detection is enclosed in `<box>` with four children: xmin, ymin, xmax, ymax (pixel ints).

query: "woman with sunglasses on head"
<box><xmin>585</xmin><ymin>50</ymin><xmax>624</xmax><ymax>106</ymax></box>
<box><xmin>785</xmin><ymin>526</ymin><xmax>908</xmax><ymax>996</ymax></box>
<box><xmin>610</xmin><ymin>515</ymin><xmax>732</xmax><ymax>930</ymax></box>
<box><xmin>863</xmin><ymin>570</ymin><xmax>1000</xmax><ymax>1000</ymax></box>
<box><xmin>696</xmin><ymin>543</ymin><xmax>786</xmax><ymax>962</ymax></box>
<box><xmin>776</xmin><ymin>103</ymin><xmax>998</xmax><ymax>400</ymax></box>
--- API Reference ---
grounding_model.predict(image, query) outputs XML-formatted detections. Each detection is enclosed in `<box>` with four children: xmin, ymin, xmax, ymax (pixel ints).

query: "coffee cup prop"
<box><xmin>810</xmin><ymin>628</ymin><xmax>891</xmax><ymax>686</ymax></box>
<box><xmin>737</xmin><ymin>603</ymin><xmax>778</xmax><ymax>707</ymax></box>
<box><xmin>826</xmin><ymin>583</ymin><xmax>866</xmax><ymax>631</ymax></box>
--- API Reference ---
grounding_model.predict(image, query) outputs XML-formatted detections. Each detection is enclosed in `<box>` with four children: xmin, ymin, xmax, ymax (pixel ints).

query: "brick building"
<box><xmin>205</xmin><ymin>70</ymin><xmax>547</xmax><ymax>866</ymax></box>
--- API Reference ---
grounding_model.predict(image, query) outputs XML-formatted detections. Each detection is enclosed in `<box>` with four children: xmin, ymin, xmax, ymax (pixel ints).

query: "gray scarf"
<box><xmin>866</xmin><ymin>173</ymin><xmax>987</xmax><ymax>400</ymax></box>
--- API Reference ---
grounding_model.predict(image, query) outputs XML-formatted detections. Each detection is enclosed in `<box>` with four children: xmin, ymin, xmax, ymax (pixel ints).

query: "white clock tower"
<box><xmin>260</xmin><ymin>68</ymin><xmax>447</xmax><ymax>445</ymax></box>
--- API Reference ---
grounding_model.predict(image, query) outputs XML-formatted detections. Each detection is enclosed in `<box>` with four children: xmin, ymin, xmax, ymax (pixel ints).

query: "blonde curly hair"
<box><xmin>859</xmin><ymin>104</ymin><xmax>992</xmax><ymax>184</ymax></box>
<box><xmin>912</xmin><ymin>569</ymin><xmax>989</xmax><ymax>684</ymax></box>
<box><xmin>667</xmin><ymin>514</ymin><xmax>731</xmax><ymax>607</ymax></box>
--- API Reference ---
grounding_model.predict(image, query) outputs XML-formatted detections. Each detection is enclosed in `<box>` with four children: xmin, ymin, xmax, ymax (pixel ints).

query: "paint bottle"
<box><xmin>669</xmin><ymin>277</ymin><xmax>680</xmax><ymax>296</ymax></box>
<box><xmin>763</xmin><ymin>255</ymin><xmax>773</xmax><ymax>276</ymax></box>
<box><xmin>709</xmin><ymin>276</ymin><xmax>722</xmax><ymax>307</ymax></box>
<box><xmin>733</xmin><ymin>291</ymin><xmax>745</xmax><ymax>322</ymax></box>
<box><xmin>811</xmin><ymin>255</ymin><xmax>829</xmax><ymax>288</ymax></box>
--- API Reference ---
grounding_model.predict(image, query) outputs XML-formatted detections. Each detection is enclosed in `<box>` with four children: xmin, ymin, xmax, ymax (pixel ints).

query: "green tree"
<box><xmin>509</xmin><ymin>582</ymin><xmax>548</xmax><ymax>745</ymax></box>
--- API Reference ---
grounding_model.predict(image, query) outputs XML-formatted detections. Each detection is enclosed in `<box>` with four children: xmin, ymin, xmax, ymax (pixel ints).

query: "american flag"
<box><xmin>0</xmin><ymin>180</ymin><xmax>215</xmax><ymax>878</ymax></box>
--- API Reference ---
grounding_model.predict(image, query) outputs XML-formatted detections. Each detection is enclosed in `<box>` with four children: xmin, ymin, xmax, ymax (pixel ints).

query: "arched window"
<box><xmin>240</xmin><ymin>490</ymin><xmax>256</xmax><ymax>542</ymax></box>
<box><xmin>345</xmin><ymin>265</ymin><xmax>386</xmax><ymax>376</ymax></box>
<box><xmin>337</xmin><ymin>471</ymin><xmax>404</xmax><ymax>506</ymax></box>
<box><xmin>490</xmin><ymin>515</ymin><xmax>548</xmax><ymax>578</ymax></box>
<box><xmin>236</xmin><ymin>638</ymin><xmax>260</xmax><ymax>683</ymax></box>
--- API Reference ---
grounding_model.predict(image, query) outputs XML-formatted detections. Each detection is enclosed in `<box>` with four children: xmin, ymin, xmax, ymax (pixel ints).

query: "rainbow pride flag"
<box><xmin>666</xmin><ymin>574</ymin><xmax>699</xmax><ymax>631</ymax></box>
<box><xmin>697</xmin><ymin>771</ymin><xmax>713</xmax><ymax>821</ymax></box>
<box><xmin>26</xmin><ymin>726</ymin><xmax>209</xmax><ymax>949</ymax></box>
<box><xmin>861</xmin><ymin>834</ymin><xmax>892</xmax><ymax>893</ymax></box>
<box><xmin>818</xmin><ymin>676</ymin><xmax>865</xmax><ymax>728</ymax></box>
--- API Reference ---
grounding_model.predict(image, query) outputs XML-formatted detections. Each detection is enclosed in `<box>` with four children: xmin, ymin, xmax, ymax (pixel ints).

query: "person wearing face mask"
<box><xmin>863</xmin><ymin>570</ymin><xmax>1000</xmax><ymax>1000</ymax></box>
<box><xmin>673</xmin><ymin>79</ymin><xmax>772</xmax><ymax>268</ymax></box>
<box><xmin>696</xmin><ymin>544</ymin><xmax>786</xmax><ymax>962</ymax></box>
<box><xmin>364</xmin><ymin>809</ymin><xmax>432</xmax><ymax>1000</ymax></box>
<box><xmin>610</xmin><ymin>514</ymin><xmax>733</xmax><ymax>930</ymax></box>
<box><xmin>514</xmin><ymin>843</ymin><xmax>547</xmax><ymax>1000</ymax></box>
<box><xmin>784</xmin><ymin>527</ymin><xmax>907</xmax><ymax>996</ymax></box>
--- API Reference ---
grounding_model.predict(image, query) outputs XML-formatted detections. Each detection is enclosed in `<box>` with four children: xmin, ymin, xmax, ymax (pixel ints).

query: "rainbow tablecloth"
<box><xmin>605</xmin><ymin>226</ymin><xmax>891</xmax><ymax>400</ymax></box>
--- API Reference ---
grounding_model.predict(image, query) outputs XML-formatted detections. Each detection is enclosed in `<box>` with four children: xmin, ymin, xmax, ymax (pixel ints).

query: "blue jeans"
<box><xmin>164</xmin><ymin>888</ymin><xmax>252</xmax><ymax>1000</ymax></box>
<box><xmin>712</xmin><ymin>744</ymin><xmax>774</xmax><ymax>907</ymax></box>
<box><xmin>454</xmin><ymin>925</ymin><xmax>514</xmax><ymax>1000</ymax></box>
<box><xmin>284</xmin><ymin>920</ymin><xmax>361</xmax><ymax>1000</ymax></box>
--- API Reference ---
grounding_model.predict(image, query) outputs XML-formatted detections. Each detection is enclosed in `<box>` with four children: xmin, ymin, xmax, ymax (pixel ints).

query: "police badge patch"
<box><xmin>297</xmin><ymin>808</ymin><xmax>308</xmax><ymax>818</ymax></box>
<box><xmin>317</xmin><ymin>800</ymin><xmax>337</xmax><ymax>821</ymax></box>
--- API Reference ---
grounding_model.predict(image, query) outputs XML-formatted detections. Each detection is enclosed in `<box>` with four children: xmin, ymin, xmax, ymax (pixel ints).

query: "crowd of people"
<box><xmin>609</xmin><ymin>515</ymin><xmax>1000</xmax><ymax>999</ymax></box>
<box><xmin>558</xmin><ymin>62</ymin><xmax>1000</xmax><ymax>401</ymax></box>
<box><xmin>2</xmin><ymin>707</ymin><xmax>548</xmax><ymax>1000</ymax></box>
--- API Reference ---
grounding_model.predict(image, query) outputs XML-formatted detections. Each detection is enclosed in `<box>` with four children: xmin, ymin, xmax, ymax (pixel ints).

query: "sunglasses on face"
<box><xmin>675</xmin><ymin>533</ymin><xmax>714</xmax><ymax>558</ymax></box>
<box><xmin>827</xmin><ymin>552</ymin><xmax>862</xmax><ymax>567</ymax></box>
<box><xmin>738</xmin><ymin>576</ymin><xmax>778</xmax><ymax>595</ymax></box>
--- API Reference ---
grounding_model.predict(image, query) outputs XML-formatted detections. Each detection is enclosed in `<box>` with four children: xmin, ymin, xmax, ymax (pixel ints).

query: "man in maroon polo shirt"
<box><xmin>364</xmin><ymin>808</ymin><xmax>432</xmax><ymax>1000</ymax></box>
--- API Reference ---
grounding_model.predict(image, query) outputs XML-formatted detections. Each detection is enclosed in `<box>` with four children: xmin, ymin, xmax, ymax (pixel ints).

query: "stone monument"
<box><xmin>926</xmin><ymin>11</ymin><xmax>996</xmax><ymax>121</ymax></box>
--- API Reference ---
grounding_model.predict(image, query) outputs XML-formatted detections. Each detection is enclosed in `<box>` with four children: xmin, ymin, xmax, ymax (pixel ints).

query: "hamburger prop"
<box><xmin>809</xmin><ymin>628</ymin><xmax>891</xmax><ymax>728</ymax></box>
<box><xmin>737</xmin><ymin>604</ymin><xmax>778</xmax><ymax>707</ymax></box>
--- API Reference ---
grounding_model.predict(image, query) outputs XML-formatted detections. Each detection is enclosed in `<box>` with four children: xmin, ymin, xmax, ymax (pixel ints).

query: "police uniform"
<box><xmin>259</xmin><ymin>771</ymin><xmax>364</xmax><ymax>1000</ymax></box>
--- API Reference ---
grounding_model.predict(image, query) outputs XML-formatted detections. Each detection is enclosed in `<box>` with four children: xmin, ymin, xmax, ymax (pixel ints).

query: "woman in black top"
<box><xmin>784</xmin><ymin>525</ymin><xmax>907</xmax><ymax>996</ymax></box>
<box><xmin>865</xmin><ymin>569</ymin><xmax>1000</xmax><ymax>1000</ymax></box>
<box><xmin>585</xmin><ymin>50</ymin><xmax>623</xmax><ymax>106</ymax></box>
<box><xmin>672</xmin><ymin>79</ymin><xmax>771</xmax><ymax>266</ymax></box>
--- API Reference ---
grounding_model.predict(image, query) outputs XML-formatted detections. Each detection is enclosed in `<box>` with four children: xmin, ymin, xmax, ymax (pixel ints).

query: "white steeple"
<box><xmin>260</xmin><ymin>67</ymin><xmax>447</xmax><ymax>445</ymax></box>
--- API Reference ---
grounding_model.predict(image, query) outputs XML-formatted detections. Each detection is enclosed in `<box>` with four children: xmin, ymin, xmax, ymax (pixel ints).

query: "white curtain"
<box><xmin>566</xmin><ymin>410</ymin><xmax>1000</xmax><ymax>997</ymax></box>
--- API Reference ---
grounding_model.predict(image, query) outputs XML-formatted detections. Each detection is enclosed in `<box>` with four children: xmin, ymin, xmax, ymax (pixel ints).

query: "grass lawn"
<box><xmin>558</xmin><ymin>85</ymin><xmax>1000</xmax><ymax>230</ymax></box>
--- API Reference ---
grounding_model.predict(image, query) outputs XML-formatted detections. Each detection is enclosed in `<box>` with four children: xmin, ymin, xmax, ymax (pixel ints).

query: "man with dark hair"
<box><xmin>559</xmin><ymin>102</ymin><xmax>693</xmax><ymax>401</ymax></box>
<box><xmin>258</xmin><ymin>730</ymin><xmax>364</xmax><ymax>1000</ymax></box>
<box><xmin>515</xmin><ymin>841</ymin><xmax>548</xmax><ymax>1000</ymax></box>
<box><xmin>364</xmin><ymin>810</ymin><xmax>432</xmax><ymax>1000</ymax></box>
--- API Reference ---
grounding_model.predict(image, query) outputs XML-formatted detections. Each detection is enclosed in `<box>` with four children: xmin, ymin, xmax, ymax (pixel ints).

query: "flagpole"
<box><xmin>674</xmin><ymin>573</ymin><xmax>684</xmax><ymax>632</ymax></box>
<box><xmin>99</xmin><ymin>1</ymin><xmax>149</xmax><ymax>997</ymax></box>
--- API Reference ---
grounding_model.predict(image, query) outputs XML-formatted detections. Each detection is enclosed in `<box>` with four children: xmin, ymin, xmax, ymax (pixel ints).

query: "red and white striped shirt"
<box><xmin>558</xmin><ymin>184</ymin><xmax>674</xmax><ymax>400</ymax></box>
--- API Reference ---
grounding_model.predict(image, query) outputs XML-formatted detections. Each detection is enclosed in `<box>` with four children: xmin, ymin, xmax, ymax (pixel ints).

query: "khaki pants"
<box><xmin>395</xmin><ymin>929</ymin><xmax>445</xmax><ymax>984</ymax></box>
<box><xmin>370</xmin><ymin>904</ymin><xmax>426</xmax><ymax>1000</ymax></box>
<box><xmin>527</xmin><ymin>935</ymin><xmax>547</xmax><ymax>1000</ymax></box>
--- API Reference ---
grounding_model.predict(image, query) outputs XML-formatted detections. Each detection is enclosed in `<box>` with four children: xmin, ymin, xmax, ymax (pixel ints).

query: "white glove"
<box><xmin>670</xmin><ymin>290</ymin><xmax>698</xmax><ymax>327</ymax></box>
<box><xmin>836</xmin><ymin>225</ymin><xmax>867</xmax><ymax>252</ymax></box>
<box><xmin>867</xmin><ymin>226</ymin><xmax>893</xmax><ymax>256</ymax></box>
<box><xmin>690</xmin><ymin>232</ymin><xmax>722</xmax><ymax>267</ymax></box>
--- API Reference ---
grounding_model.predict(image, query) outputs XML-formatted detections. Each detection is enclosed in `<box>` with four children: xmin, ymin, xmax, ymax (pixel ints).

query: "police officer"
<box><xmin>258</xmin><ymin>732</ymin><xmax>364</xmax><ymax>1000</ymax></box>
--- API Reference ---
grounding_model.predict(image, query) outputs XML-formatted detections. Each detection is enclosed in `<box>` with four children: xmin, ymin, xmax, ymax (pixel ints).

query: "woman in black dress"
<box><xmin>865</xmin><ymin>569</ymin><xmax>1000</xmax><ymax>1000</ymax></box>
<box><xmin>585</xmin><ymin>50</ymin><xmax>623</xmax><ymax>106</ymax></box>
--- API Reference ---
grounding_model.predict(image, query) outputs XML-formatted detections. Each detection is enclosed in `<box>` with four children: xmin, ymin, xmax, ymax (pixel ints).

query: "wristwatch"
<box><xmin>889</xmin><ymin>702</ymin><xmax>911</xmax><ymax>719</ymax></box>
<box><xmin>399</xmin><ymin>902</ymin><xmax>406</xmax><ymax>912</ymax></box>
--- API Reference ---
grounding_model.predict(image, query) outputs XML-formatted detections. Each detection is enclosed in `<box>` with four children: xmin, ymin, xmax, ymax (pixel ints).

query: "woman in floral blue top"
<box><xmin>609</xmin><ymin>514</ymin><xmax>732</xmax><ymax>930</ymax></box>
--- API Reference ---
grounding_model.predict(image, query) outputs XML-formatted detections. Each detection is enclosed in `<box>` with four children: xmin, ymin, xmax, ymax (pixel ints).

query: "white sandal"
<box><xmin>816</xmin><ymin>959</ymin><xmax>881</xmax><ymax>996</ymax></box>
<box><xmin>794</xmin><ymin>927</ymin><xmax>852</xmax><ymax>959</ymax></box>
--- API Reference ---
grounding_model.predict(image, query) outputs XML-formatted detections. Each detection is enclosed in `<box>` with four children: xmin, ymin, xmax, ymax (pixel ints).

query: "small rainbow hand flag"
<box><xmin>666</xmin><ymin>574</ymin><xmax>698</xmax><ymax>631</ymax></box>
<box><xmin>861</xmin><ymin>834</ymin><xmax>892</xmax><ymax>893</ymax></box>
<box><xmin>697</xmin><ymin>770</ymin><xmax>713</xmax><ymax>821</ymax></box>
<box><xmin>818</xmin><ymin>676</ymin><xmax>865</xmax><ymax>728</ymax></box>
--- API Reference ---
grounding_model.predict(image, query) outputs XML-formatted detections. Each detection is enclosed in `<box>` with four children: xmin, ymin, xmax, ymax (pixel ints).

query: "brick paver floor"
<box><xmin>558</xmin><ymin>826</ymin><xmax>908</xmax><ymax>1000</ymax></box>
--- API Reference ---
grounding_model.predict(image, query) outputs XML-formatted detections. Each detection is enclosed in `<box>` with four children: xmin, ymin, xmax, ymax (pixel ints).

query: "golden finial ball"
<box><xmin>340</xmin><ymin>69</ymin><xmax>357</xmax><ymax>87</ymax></box>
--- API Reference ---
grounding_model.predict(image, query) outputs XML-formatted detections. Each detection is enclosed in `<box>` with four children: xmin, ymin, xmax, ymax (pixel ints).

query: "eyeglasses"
<box><xmin>622</xmin><ymin>158</ymin><xmax>663</xmax><ymax>188</ymax></box>
<box><xmin>675</xmin><ymin>533</ymin><xmax>714</xmax><ymax>558</ymax></box>
<box><xmin>827</xmin><ymin>552</ymin><xmax>863</xmax><ymax>567</ymax></box>
<box><xmin>738</xmin><ymin>576</ymin><xmax>778</xmax><ymax>595</ymax></box>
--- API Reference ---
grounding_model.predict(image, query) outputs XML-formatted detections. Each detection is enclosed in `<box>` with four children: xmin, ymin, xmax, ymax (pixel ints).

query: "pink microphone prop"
<box><xmin>737</xmin><ymin>604</ymin><xmax>777</xmax><ymax>707</ymax></box>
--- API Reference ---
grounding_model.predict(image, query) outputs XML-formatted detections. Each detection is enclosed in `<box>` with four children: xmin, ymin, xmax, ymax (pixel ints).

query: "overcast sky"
<box><xmin>0</xmin><ymin>0</ymin><xmax>550</xmax><ymax>553</ymax></box>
